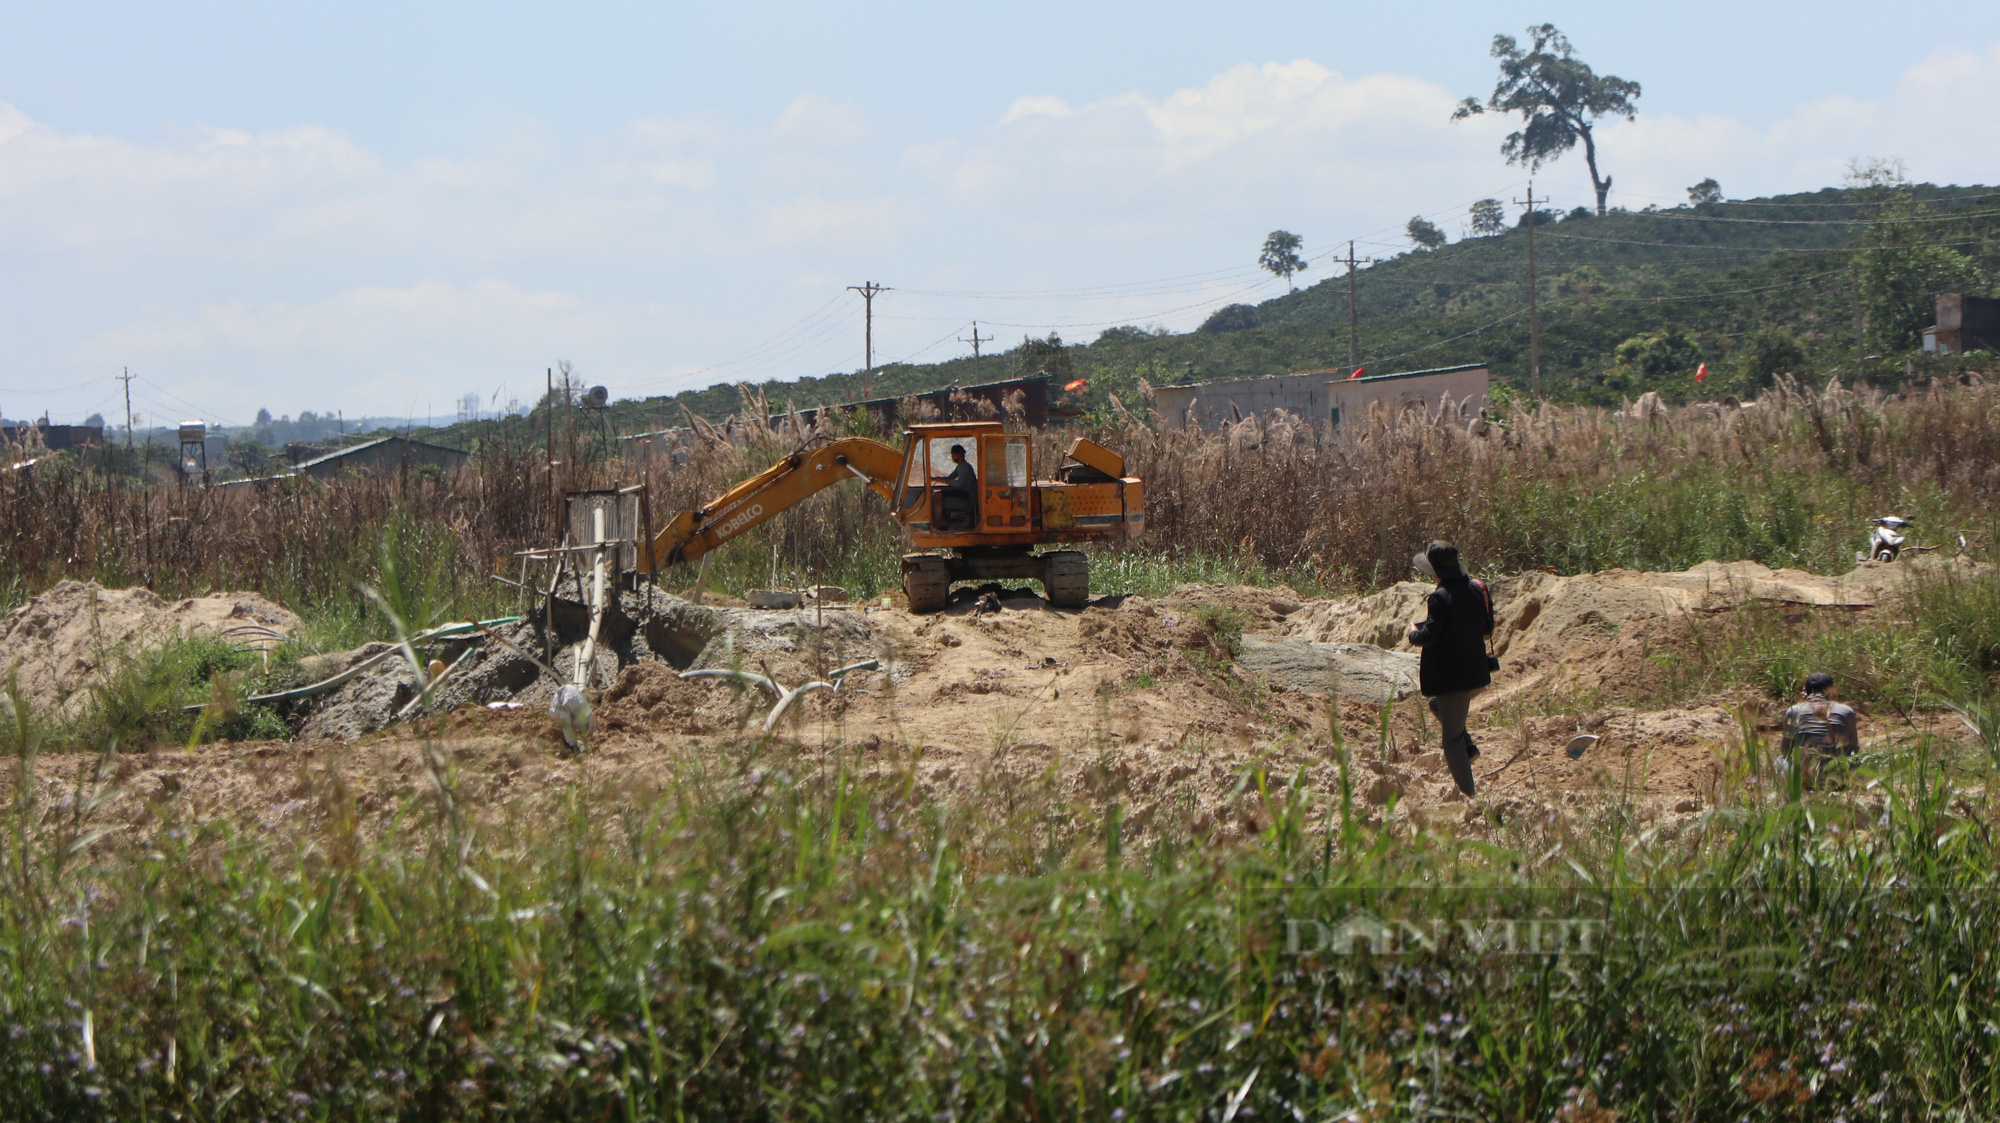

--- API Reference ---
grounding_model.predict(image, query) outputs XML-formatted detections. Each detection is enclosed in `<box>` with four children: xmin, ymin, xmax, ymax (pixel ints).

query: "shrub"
<box><xmin>1198</xmin><ymin>303</ymin><xmax>1259</xmax><ymax>333</ymax></box>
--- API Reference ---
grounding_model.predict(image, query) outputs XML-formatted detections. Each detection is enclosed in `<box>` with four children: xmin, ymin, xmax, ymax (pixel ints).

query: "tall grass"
<box><xmin>2</xmin><ymin>710</ymin><xmax>1998</xmax><ymax>1116</ymax></box>
<box><xmin>5</xmin><ymin>376</ymin><xmax>1997</xmax><ymax>625</ymax></box>
<box><xmin>1633</xmin><ymin>563</ymin><xmax>2000</xmax><ymax>713</ymax></box>
<box><xmin>1112</xmin><ymin>374</ymin><xmax>2000</xmax><ymax>589</ymax></box>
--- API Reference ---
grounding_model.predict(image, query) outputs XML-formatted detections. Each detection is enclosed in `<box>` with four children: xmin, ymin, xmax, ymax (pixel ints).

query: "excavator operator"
<box><xmin>932</xmin><ymin>443</ymin><xmax>978</xmax><ymax>530</ymax></box>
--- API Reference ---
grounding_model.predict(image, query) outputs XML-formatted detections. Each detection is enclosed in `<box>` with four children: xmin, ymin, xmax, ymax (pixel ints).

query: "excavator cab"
<box><xmin>889</xmin><ymin>422</ymin><xmax>1141</xmax><ymax>610</ymax></box>
<box><xmin>643</xmin><ymin>420</ymin><xmax>1143</xmax><ymax>613</ymax></box>
<box><xmin>894</xmin><ymin>423</ymin><xmax>1031</xmax><ymax>538</ymax></box>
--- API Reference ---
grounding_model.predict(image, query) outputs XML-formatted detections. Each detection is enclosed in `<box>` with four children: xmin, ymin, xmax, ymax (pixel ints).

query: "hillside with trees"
<box><xmin>433</xmin><ymin>176</ymin><xmax>1997</xmax><ymax>453</ymax></box>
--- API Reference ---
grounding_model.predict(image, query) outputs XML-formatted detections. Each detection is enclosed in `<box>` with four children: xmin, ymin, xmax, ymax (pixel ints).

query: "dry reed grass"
<box><xmin>1108</xmin><ymin>373</ymin><xmax>2000</xmax><ymax>587</ymax></box>
<box><xmin>4</xmin><ymin>376</ymin><xmax>1996</xmax><ymax>622</ymax></box>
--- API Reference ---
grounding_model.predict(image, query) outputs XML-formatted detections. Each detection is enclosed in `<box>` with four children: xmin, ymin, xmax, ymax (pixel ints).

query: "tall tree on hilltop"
<box><xmin>1849</xmin><ymin>166</ymin><xmax>1984</xmax><ymax>352</ymax></box>
<box><xmin>1259</xmin><ymin>230</ymin><xmax>1307</xmax><ymax>290</ymax></box>
<box><xmin>1453</xmin><ymin>24</ymin><xmax>1640</xmax><ymax>215</ymax></box>
<box><xmin>1406</xmin><ymin>216</ymin><xmax>1447</xmax><ymax>250</ymax></box>
<box><xmin>1468</xmin><ymin>198</ymin><xmax>1506</xmax><ymax>236</ymax></box>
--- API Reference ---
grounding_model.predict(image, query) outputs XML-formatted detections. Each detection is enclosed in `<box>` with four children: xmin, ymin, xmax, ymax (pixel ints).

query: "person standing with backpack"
<box><xmin>1406</xmin><ymin>541</ymin><xmax>1497</xmax><ymax>797</ymax></box>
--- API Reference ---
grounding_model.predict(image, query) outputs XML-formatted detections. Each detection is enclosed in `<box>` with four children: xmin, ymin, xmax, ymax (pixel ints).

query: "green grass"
<box><xmin>4</xmin><ymin>709</ymin><xmax>2000</xmax><ymax>1116</ymax></box>
<box><xmin>6</xmin><ymin>562</ymin><xmax>2000</xmax><ymax>1115</ymax></box>
<box><xmin>57</xmin><ymin>632</ymin><xmax>297</xmax><ymax>750</ymax></box>
<box><xmin>1089</xmin><ymin>545</ymin><xmax>1319</xmax><ymax>599</ymax></box>
<box><xmin>1633</xmin><ymin>564</ymin><xmax>2000</xmax><ymax>714</ymax></box>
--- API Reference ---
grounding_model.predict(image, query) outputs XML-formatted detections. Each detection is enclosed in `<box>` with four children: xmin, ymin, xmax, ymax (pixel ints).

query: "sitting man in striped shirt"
<box><xmin>1782</xmin><ymin>672</ymin><xmax>1860</xmax><ymax>778</ymax></box>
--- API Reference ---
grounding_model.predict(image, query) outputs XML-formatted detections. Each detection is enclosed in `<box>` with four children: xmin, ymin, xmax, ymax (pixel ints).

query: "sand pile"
<box><xmin>0</xmin><ymin>580</ymin><xmax>299</xmax><ymax>718</ymax></box>
<box><xmin>1280</xmin><ymin>559</ymin><xmax>1946</xmax><ymax>707</ymax></box>
<box><xmin>16</xmin><ymin>562</ymin><xmax>1969</xmax><ymax>861</ymax></box>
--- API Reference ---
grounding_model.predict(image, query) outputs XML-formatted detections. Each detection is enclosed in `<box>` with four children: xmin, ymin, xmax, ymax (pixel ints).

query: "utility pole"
<box><xmin>563</xmin><ymin>368</ymin><xmax>578</xmax><ymax>489</ymax></box>
<box><xmin>546</xmin><ymin>367</ymin><xmax>555</xmax><ymax>524</ymax></box>
<box><xmin>1514</xmin><ymin>182</ymin><xmax>1543</xmax><ymax>397</ymax></box>
<box><xmin>959</xmin><ymin>321</ymin><xmax>992</xmax><ymax>360</ymax></box>
<box><xmin>117</xmin><ymin>367</ymin><xmax>135</xmax><ymax>450</ymax></box>
<box><xmin>847</xmin><ymin>281</ymin><xmax>890</xmax><ymax>397</ymax></box>
<box><xmin>1852</xmin><ymin>261</ymin><xmax>1866</xmax><ymax>377</ymax></box>
<box><xmin>1341</xmin><ymin>242</ymin><xmax>1373</xmax><ymax>369</ymax></box>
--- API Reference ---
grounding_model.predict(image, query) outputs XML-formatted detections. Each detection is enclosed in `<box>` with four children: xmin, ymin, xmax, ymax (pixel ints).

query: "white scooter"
<box><xmin>1870</xmin><ymin>516</ymin><xmax>1912</xmax><ymax>562</ymax></box>
<box><xmin>1861</xmin><ymin>516</ymin><xmax>1922</xmax><ymax>563</ymax></box>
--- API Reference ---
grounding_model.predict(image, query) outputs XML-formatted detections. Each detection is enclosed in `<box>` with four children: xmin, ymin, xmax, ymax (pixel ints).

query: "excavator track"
<box><xmin>901</xmin><ymin>555</ymin><xmax>952</xmax><ymax>613</ymax></box>
<box><xmin>1042</xmin><ymin>551</ymin><xmax>1090</xmax><ymax>609</ymax></box>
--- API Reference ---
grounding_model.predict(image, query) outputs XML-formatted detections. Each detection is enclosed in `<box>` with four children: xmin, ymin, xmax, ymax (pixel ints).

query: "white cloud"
<box><xmin>762</xmin><ymin>192</ymin><xmax>922</xmax><ymax>250</ymax></box>
<box><xmin>774</xmin><ymin>94</ymin><xmax>869</xmax><ymax>146</ymax></box>
<box><xmin>69</xmin><ymin>280</ymin><xmax>687</xmax><ymax>420</ymax></box>
<box><xmin>925</xmin><ymin>60</ymin><xmax>1515</xmax><ymax>243</ymax></box>
<box><xmin>5</xmin><ymin>40</ymin><xmax>1998</xmax><ymax>419</ymax></box>
<box><xmin>1002</xmin><ymin>95</ymin><xmax>1073</xmax><ymax>123</ymax></box>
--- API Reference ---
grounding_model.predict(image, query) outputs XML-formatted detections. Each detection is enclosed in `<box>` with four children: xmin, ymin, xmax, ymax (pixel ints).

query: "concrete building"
<box><xmin>0</xmin><ymin>420</ymin><xmax>105</xmax><ymax>450</ymax></box>
<box><xmin>294</xmin><ymin>436</ymin><xmax>469</xmax><ymax>479</ymax></box>
<box><xmin>1155</xmin><ymin>363</ymin><xmax>1490</xmax><ymax>430</ymax></box>
<box><xmin>1922</xmin><ymin>293</ymin><xmax>2000</xmax><ymax>355</ymax></box>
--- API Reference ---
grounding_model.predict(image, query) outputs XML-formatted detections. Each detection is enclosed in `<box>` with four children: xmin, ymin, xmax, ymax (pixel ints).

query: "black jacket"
<box><xmin>1408</xmin><ymin>574</ymin><xmax>1494</xmax><ymax>696</ymax></box>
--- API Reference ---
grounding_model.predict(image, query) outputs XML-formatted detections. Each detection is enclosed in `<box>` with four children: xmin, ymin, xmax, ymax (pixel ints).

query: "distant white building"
<box><xmin>1155</xmin><ymin>363</ymin><xmax>1490</xmax><ymax>430</ymax></box>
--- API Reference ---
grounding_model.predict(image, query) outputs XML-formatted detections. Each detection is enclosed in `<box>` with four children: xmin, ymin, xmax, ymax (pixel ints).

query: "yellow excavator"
<box><xmin>640</xmin><ymin>421</ymin><xmax>1144</xmax><ymax>611</ymax></box>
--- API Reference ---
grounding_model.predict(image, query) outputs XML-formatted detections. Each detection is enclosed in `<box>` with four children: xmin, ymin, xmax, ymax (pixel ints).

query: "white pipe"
<box><xmin>575</xmin><ymin>506</ymin><xmax>609</xmax><ymax>688</ymax></box>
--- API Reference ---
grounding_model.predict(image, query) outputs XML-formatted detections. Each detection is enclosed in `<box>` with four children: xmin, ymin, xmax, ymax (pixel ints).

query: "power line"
<box><xmin>898</xmin><ymin>261</ymin><xmax>1268</xmax><ymax>300</ymax></box>
<box><xmin>1363</xmin><ymin>306</ymin><xmax>1530</xmax><ymax>367</ymax></box>
<box><xmin>0</xmin><ymin>375</ymin><xmax>117</xmax><ymax>396</ymax></box>
<box><xmin>883</xmin><ymin>323</ymin><xmax>973</xmax><ymax>368</ymax></box>
<box><xmin>1353</xmin><ymin>266</ymin><xmax>1852</xmax><ymax>371</ymax></box>
<box><xmin>670</xmin><ymin>293</ymin><xmax>851</xmax><ymax>382</ymax></box>
<box><xmin>1541</xmin><ymin>230</ymin><xmax>1990</xmax><ymax>254</ymax></box>
<box><xmin>1607</xmin><ymin>189</ymin><xmax>2000</xmax><ymax>210</ymax></box>
<box><xmin>1618</xmin><ymin>207</ymin><xmax>2000</xmax><ymax>227</ymax></box>
<box><xmin>132</xmin><ymin>379</ymin><xmax>243</xmax><ymax>427</ymax></box>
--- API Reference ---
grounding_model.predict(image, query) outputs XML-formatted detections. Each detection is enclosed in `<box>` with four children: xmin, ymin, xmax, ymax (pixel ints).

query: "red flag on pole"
<box><xmin>1347</xmin><ymin>367</ymin><xmax>1365</xmax><ymax>380</ymax></box>
<box><xmin>1064</xmin><ymin>378</ymin><xmax>1087</xmax><ymax>392</ymax></box>
<box><xmin>1694</xmin><ymin>362</ymin><xmax>1708</xmax><ymax>382</ymax></box>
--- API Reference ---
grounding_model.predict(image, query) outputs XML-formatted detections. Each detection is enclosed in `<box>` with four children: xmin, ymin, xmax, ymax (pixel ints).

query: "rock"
<box><xmin>1235</xmin><ymin>635</ymin><xmax>1419</xmax><ymax>702</ymax></box>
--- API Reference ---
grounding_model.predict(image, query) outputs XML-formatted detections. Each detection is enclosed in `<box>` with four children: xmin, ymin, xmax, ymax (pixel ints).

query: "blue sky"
<box><xmin>4</xmin><ymin>2</ymin><xmax>1998</xmax><ymax>427</ymax></box>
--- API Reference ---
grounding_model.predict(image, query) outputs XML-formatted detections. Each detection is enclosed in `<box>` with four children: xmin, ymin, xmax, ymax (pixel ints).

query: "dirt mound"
<box><xmin>17</xmin><ymin>562</ymin><xmax>1956</xmax><ymax>859</ymax></box>
<box><xmin>0</xmin><ymin>580</ymin><xmax>299</xmax><ymax>718</ymax></box>
<box><xmin>1281</xmin><ymin>559</ymin><xmax>1958</xmax><ymax>708</ymax></box>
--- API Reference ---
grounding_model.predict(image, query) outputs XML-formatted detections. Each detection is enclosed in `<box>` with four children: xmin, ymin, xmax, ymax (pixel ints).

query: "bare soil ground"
<box><xmin>0</xmin><ymin>580</ymin><xmax>298</xmax><ymax>719</ymax></box>
<box><xmin>7</xmin><ymin>560</ymin><xmax>1972</xmax><ymax>853</ymax></box>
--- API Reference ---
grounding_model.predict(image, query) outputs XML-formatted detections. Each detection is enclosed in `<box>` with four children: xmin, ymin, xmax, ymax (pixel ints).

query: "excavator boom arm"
<box><xmin>642</xmin><ymin>437</ymin><xmax>906</xmax><ymax>569</ymax></box>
